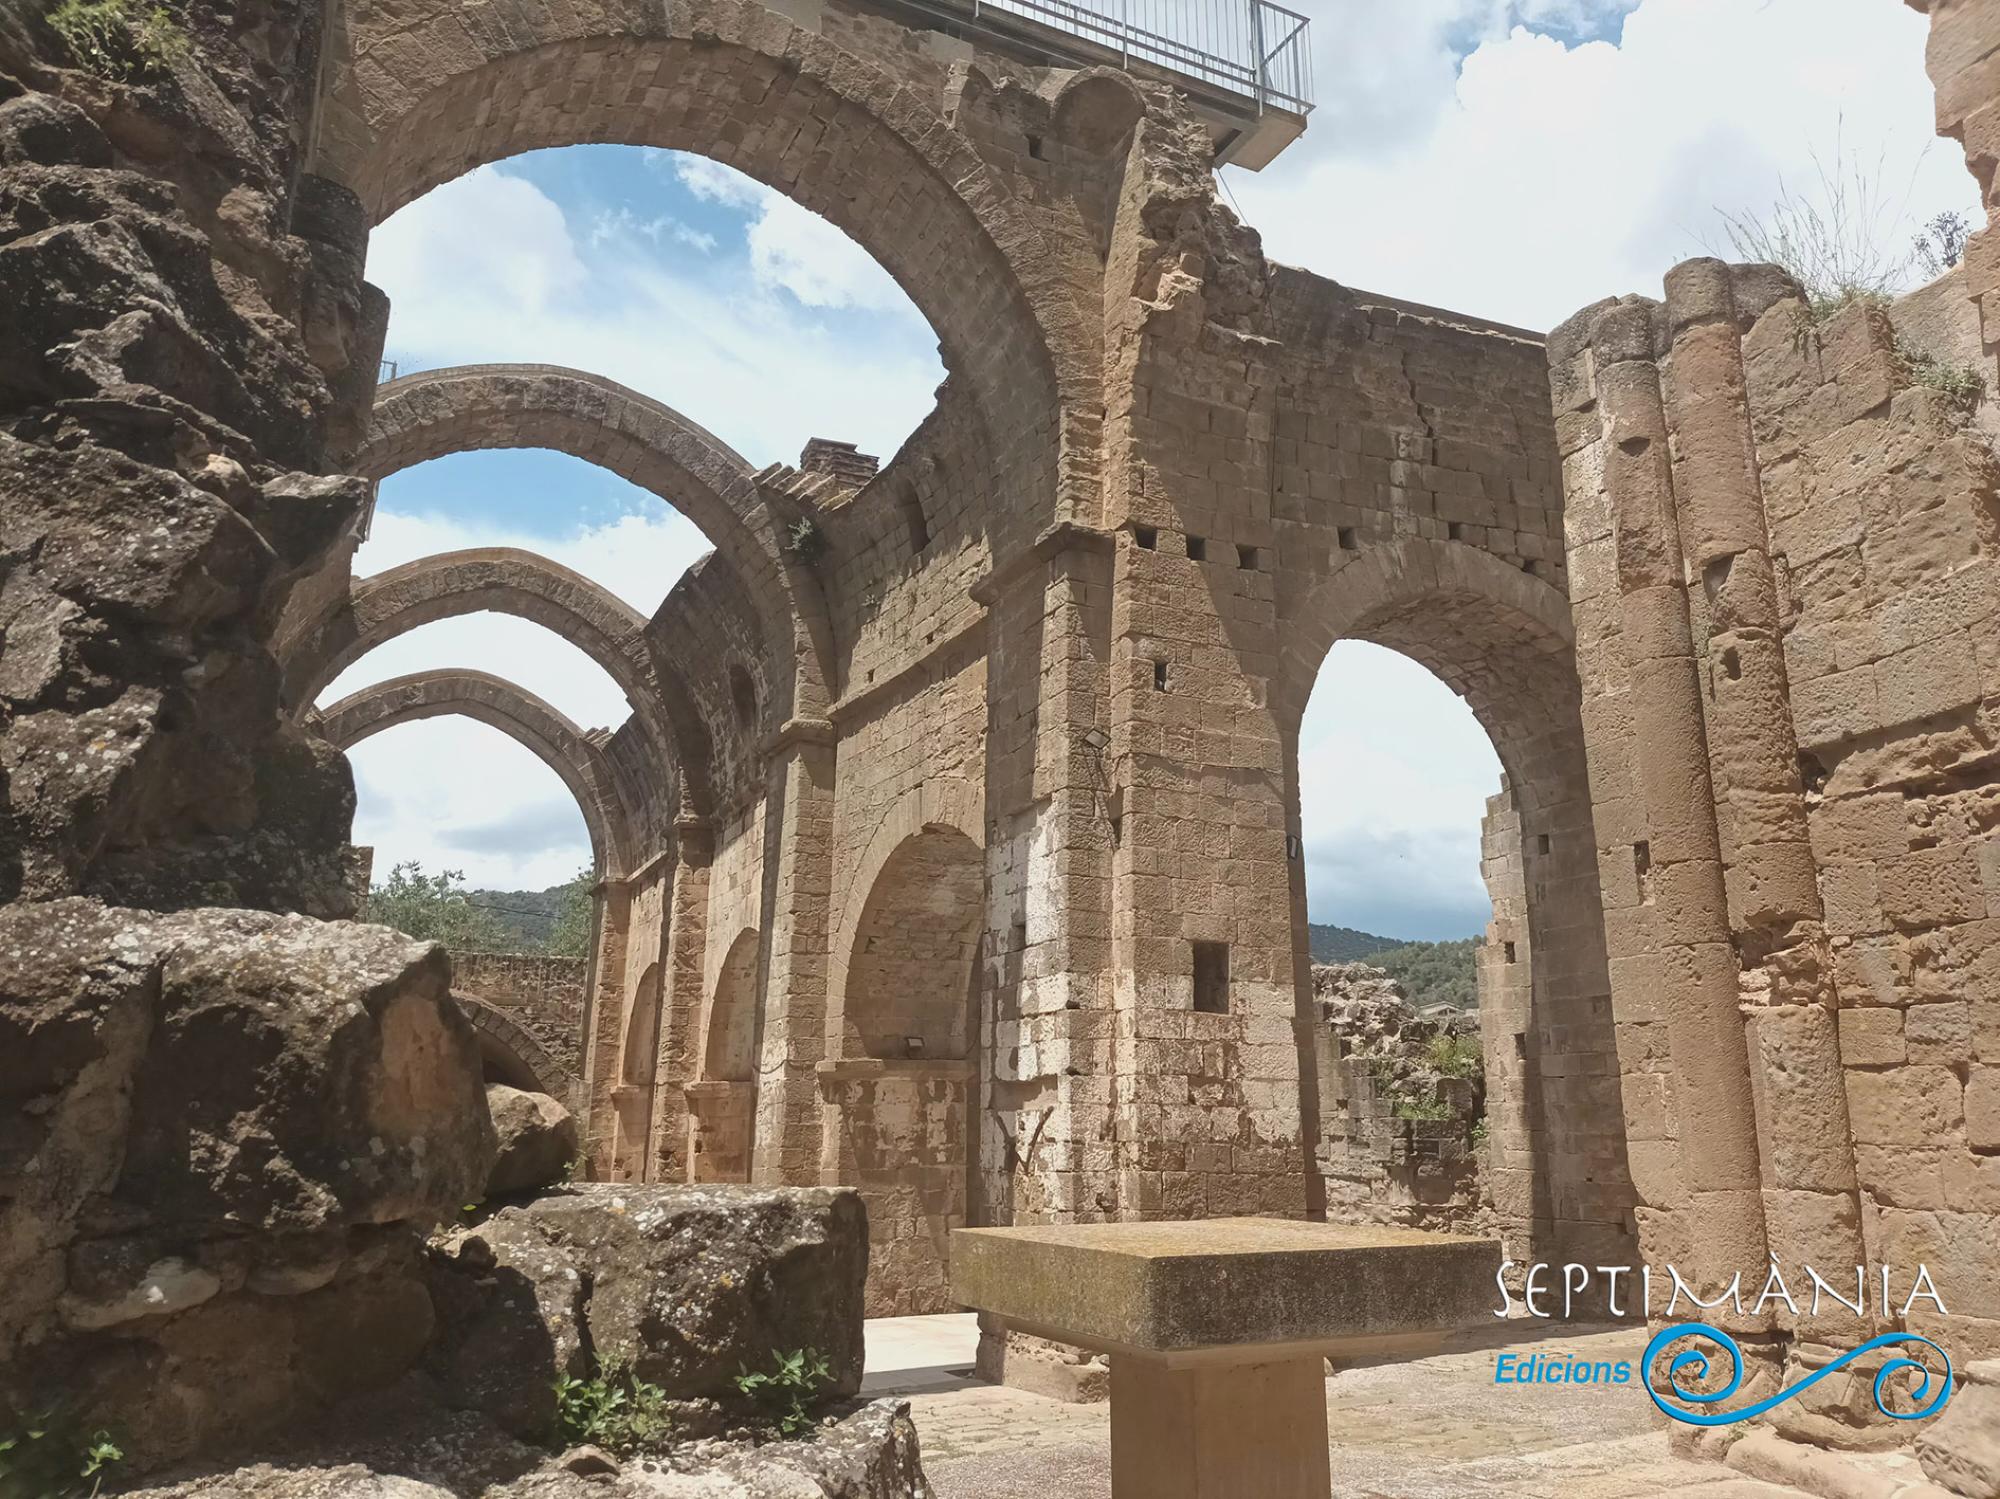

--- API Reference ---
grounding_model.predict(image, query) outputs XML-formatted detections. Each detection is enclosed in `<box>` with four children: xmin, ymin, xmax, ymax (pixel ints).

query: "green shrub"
<box><xmin>47</xmin><ymin>0</ymin><xmax>187</xmax><ymax>80</ymax></box>
<box><xmin>785</xmin><ymin>516</ymin><xmax>825</xmax><ymax>564</ymax></box>
<box><xmin>551</xmin><ymin>1361</ymin><xmax>672</xmax><ymax>1454</ymax></box>
<box><xmin>1426</xmin><ymin>1033</ymin><xmax>1482</xmax><ymax>1081</ymax></box>
<box><xmin>1392</xmin><ymin>1095</ymin><xmax>1455</xmax><ymax>1123</ymax></box>
<box><xmin>1901</xmin><ymin>342</ymin><xmax>1985</xmax><ymax>416</ymax></box>
<box><xmin>734</xmin><ymin>1347</ymin><xmax>831</xmax><ymax>1438</ymax></box>
<box><xmin>0</xmin><ymin>1415</ymin><xmax>122</xmax><ymax>1499</ymax></box>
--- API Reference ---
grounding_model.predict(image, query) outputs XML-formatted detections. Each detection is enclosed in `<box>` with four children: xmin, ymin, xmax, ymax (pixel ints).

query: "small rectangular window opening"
<box><xmin>1153</xmin><ymin>659</ymin><xmax>1169</xmax><ymax>692</ymax></box>
<box><xmin>1186</xmin><ymin>535</ymin><xmax>1207</xmax><ymax>561</ymax></box>
<box><xmin>1337</xmin><ymin>527</ymin><xmax>1359</xmax><ymax>551</ymax></box>
<box><xmin>1537</xmin><ymin>833</ymin><xmax>1551</xmax><ymax>855</ymax></box>
<box><xmin>1237</xmin><ymin>545</ymin><xmax>1260</xmax><ymax>571</ymax></box>
<box><xmin>1504</xmin><ymin>940</ymin><xmax>1518</xmax><ymax>964</ymax></box>
<box><xmin>1448</xmin><ymin>522</ymin><xmax>1468</xmax><ymax>542</ymax></box>
<box><xmin>1192</xmin><ymin>941</ymin><xmax>1230</xmax><ymax>1014</ymax></box>
<box><xmin>1134</xmin><ymin>526</ymin><xmax>1157</xmax><ymax>550</ymax></box>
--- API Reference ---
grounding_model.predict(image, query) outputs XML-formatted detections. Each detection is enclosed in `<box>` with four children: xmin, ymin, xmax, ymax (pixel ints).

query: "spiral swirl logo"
<box><xmin>1641</xmin><ymin>1322</ymin><xmax>1954</xmax><ymax>1426</ymax></box>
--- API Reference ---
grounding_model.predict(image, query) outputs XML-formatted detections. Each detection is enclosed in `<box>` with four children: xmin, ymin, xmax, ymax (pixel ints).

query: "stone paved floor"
<box><xmin>861</xmin><ymin>1316</ymin><xmax>1816</xmax><ymax>1499</ymax></box>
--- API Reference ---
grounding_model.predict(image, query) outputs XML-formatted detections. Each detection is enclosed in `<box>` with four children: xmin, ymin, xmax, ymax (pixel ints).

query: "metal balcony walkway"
<box><xmin>885</xmin><ymin>0</ymin><xmax>1314</xmax><ymax>169</ymax></box>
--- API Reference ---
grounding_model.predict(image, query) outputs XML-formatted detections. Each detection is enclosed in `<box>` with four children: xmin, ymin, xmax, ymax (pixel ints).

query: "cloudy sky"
<box><xmin>340</xmin><ymin>0</ymin><xmax>1974</xmax><ymax>939</ymax></box>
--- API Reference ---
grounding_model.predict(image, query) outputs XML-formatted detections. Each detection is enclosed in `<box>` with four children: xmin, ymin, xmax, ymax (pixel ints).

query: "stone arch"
<box><xmin>701</xmin><ymin>925</ymin><xmax>761</xmax><ymax>1084</ymax></box>
<box><xmin>355</xmin><ymin>364</ymin><xmax>827</xmax><ymax>714</ymax></box>
<box><xmin>313</xmin><ymin>0</ymin><xmax>1085</xmax><ymax>523</ymax></box>
<box><xmin>837</xmin><ymin>816</ymin><xmax>984</xmax><ymax>1062</ymax></box>
<box><xmin>828</xmin><ymin>778</ymin><xmax>984</xmax><ymax>1058</ymax></box>
<box><xmin>621</xmin><ymin>961</ymin><xmax>662</xmax><ymax>1089</ymax></box>
<box><xmin>283</xmin><ymin>546</ymin><xmax>712</xmax><ymax>816</ymax></box>
<box><xmin>1276</xmin><ymin>537</ymin><xmax>1633</xmax><ymax>1269</ymax></box>
<box><xmin>820</xmin><ymin>781</ymin><xmax>983</xmax><ymax>1317</ymax></box>
<box><xmin>316</xmin><ymin>668</ymin><xmax>639</xmax><ymax>877</ymax></box>
<box><xmin>456</xmin><ymin>992</ymin><xmax>571</xmax><ymax>1098</ymax></box>
<box><xmin>687</xmin><ymin>926</ymin><xmax>761</xmax><ymax>1184</ymax></box>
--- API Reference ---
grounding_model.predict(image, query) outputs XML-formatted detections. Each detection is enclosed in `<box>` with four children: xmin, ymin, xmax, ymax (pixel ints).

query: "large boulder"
<box><xmin>486</xmin><ymin>1085</ymin><xmax>580</xmax><ymax>1195</ymax></box>
<box><xmin>117</xmin><ymin>1399</ymin><xmax>931</xmax><ymax>1499</ymax></box>
<box><xmin>0</xmin><ymin>899</ymin><xmax>495</xmax><ymax>1466</ymax></box>
<box><xmin>426</xmin><ymin>1185</ymin><xmax>868</xmax><ymax>1439</ymax></box>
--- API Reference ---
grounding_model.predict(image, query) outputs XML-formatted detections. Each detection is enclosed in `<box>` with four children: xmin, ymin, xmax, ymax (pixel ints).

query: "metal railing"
<box><xmin>958</xmin><ymin>0</ymin><xmax>1313</xmax><ymax>116</ymax></box>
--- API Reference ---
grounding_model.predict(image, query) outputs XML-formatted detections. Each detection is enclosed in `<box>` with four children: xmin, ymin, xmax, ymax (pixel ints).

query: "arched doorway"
<box><xmin>824</xmin><ymin>820</ymin><xmax>985</xmax><ymax>1316</ymax></box>
<box><xmin>1277</xmin><ymin>539</ymin><xmax>1636</xmax><ymax>1274</ymax></box>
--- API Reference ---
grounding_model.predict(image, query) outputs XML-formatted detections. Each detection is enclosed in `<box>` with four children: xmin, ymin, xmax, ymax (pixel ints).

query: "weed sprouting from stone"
<box><xmin>551</xmin><ymin>1359</ymin><xmax>673</xmax><ymax>1454</ymax></box>
<box><xmin>46</xmin><ymin>0</ymin><xmax>188</xmax><ymax>79</ymax></box>
<box><xmin>734</xmin><ymin>1347</ymin><xmax>832</xmax><ymax>1437</ymax></box>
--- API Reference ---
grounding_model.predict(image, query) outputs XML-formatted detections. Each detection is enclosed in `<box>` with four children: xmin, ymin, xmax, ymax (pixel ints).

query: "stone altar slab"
<box><xmin>951</xmin><ymin>1217</ymin><xmax>1500</xmax><ymax>1498</ymax></box>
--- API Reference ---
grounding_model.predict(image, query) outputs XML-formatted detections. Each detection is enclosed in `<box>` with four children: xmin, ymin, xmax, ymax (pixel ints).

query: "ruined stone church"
<box><xmin>4</xmin><ymin>0</ymin><xmax>2000</xmax><ymax>1489</ymax></box>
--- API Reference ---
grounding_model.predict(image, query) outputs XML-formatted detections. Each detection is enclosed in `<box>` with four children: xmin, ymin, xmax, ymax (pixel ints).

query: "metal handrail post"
<box><xmin>1247</xmin><ymin>0</ymin><xmax>1268</xmax><ymax>113</ymax></box>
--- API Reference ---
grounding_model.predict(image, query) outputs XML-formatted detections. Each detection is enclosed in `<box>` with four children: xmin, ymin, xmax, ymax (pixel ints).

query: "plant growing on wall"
<box><xmin>785</xmin><ymin>515</ymin><xmax>825</xmax><ymax>564</ymax></box>
<box><xmin>46</xmin><ymin>0</ymin><xmax>187</xmax><ymax>80</ymax></box>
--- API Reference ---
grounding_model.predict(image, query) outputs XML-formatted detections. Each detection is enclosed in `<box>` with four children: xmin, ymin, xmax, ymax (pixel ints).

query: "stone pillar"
<box><xmin>974</xmin><ymin>532</ymin><xmax>1115</xmax><ymax>1231</ymax></box>
<box><xmin>578</xmin><ymin>874</ymin><xmax>633</xmax><ymax>1178</ymax></box>
<box><xmin>1477</xmin><ymin>781</ymin><xmax>1540</xmax><ymax>1258</ymax></box>
<box><xmin>751</xmin><ymin>719</ymin><xmax>837</xmax><ymax>1186</ymax></box>
<box><xmin>1569</xmin><ymin>299</ymin><xmax>1773</xmax><ymax>1338</ymax></box>
<box><xmin>649</xmin><ymin>815</ymin><xmax>712</xmax><ymax>1181</ymax></box>
<box><xmin>1658</xmin><ymin>262</ymin><xmax>1868</xmax><ymax>1362</ymax></box>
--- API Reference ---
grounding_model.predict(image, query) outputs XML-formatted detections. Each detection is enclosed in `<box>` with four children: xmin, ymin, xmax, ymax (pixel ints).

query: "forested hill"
<box><xmin>1307</xmin><ymin>923</ymin><xmax>1400</xmax><ymax>961</ymax></box>
<box><xmin>465</xmin><ymin>885</ymin><xmax>566</xmax><ymax>948</ymax></box>
<box><xmin>1309</xmin><ymin>923</ymin><xmax>1481</xmax><ymax>1011</ymax></box>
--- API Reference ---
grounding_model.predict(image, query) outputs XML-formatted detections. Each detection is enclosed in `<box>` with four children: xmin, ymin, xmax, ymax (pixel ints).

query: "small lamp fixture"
<box><xmin>1080</xmin><ymin>726</ymin><xmax>1109</xmax><ymax>752</ymax></box>
<box><xmin>903</xmin><ymin>1035</ymin><xmax>926</xmax><ymax>1059</ymax></box>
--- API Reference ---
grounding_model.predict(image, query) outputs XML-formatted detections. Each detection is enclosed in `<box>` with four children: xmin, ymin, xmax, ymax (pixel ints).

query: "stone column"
<box><xmin>1585</xmin><ymin>300</ymin><xmax>1773</xmax><ymax>1337</ymax></box>
<box><xmin>578</xmin><ymin>874</ymin><xmax>634</xmax><ymax>1178</ymax></box>
<box><xmin>751</xmin><ymin>718</ymin><xmax>837</xmax><ymax>1186</ymax></box>
<box><xmin>1659</xmin><ymin>262</ymin><xmax>1868</xmax><ymax>1361</ymax></box>
<box><xmin>650</xmin><ymin>814</ymin><xmax>712</xmax><ymax>1181</ymax></box>
<box><xmin>1476</xmin><ymin>782</ymin><xmax>1541</xmax><ymax>1258</ymax></box>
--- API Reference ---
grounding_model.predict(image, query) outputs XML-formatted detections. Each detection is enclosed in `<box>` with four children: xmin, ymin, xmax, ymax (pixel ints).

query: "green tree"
<box><xmin>545</xmin><ymin>865</ymin><xmax>595</xmax><ymax>958</ymax></box>
<box><xmin>1360</xmin><ymin>936</ymin><xmax>1480</xmax><ymax>1011</ymax></box>
<box><xmin>363</xmin><ymin>861</ymin><xmax>507</xmax><ymax>949</ymax></box>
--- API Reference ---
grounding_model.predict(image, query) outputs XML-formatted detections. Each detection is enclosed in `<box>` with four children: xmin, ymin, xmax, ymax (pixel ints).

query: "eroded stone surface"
<box><xmin>425</xmin><ymin>1185</ymin><xmax>868</xmax><ymax>1438</ymax></box>
<box><xmin>0</xmin><ymin>898</ymin><xmax>493</xmax><ymax>1463</ymax></box>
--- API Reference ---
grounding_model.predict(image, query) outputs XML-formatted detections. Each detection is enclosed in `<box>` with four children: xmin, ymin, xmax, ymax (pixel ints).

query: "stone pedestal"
<box><xmin>950</xmin><ymin>1218</ymin><xmax>1499</xmax><ymax>1499</ymax></box>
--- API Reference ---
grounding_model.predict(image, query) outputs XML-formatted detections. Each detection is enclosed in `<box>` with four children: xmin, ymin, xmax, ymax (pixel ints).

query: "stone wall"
<box><xmin>448</xmin><ymin>950</ymin><xmax>587</xmax><ymax>1100</ymax></box>
<box><xmin>1549</xmin><ymin>240</ymin><xmax>2000</xmax><ymax>1423</ymax></box>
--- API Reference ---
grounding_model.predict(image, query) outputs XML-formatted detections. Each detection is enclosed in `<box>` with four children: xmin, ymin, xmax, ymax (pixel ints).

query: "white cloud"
<box><xmin>672</xmin><ymin>155</ymin><xmax>911</xmax><ymax>311</ymax></box>
<box><xmin>1297</xmin><ymin>643</ymin><xmax>1502</xmax><ymax>940</ymax></box>
<box><xmin>365</xmin><ymin>162</ymin><xmax>942</xmax><ymax>469</ymax></box>
<box><xmin>350</xmin><ymin>720</ymin><xmax>590</xmax><ymax>894</ymax></box>
<box><xmin>1228</xmin><ymin>0</ymin><xmax>1977</xmax><ymax>332</ymax></box>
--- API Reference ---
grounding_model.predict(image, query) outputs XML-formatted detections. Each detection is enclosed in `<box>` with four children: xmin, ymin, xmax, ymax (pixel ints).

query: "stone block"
<box><xmin>1970</xmin><ymin>1067</ymin><xmax>2000</xmax><ymax>1151</ymax></box>
<box><xmin>1839</xmin><ymin>1006</ymin><xmax>1907</xmax><ymax>1066</ymax></box>
<box><xmin>950</xmin><ymin>1218</ymin><xmax>1497</xmax><ymax>1357</ymax></box>
<box><xmin>1845</xmin><ymin>1065</ymin><xmax>1963</xmax><ymax>1147</ymax></box>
